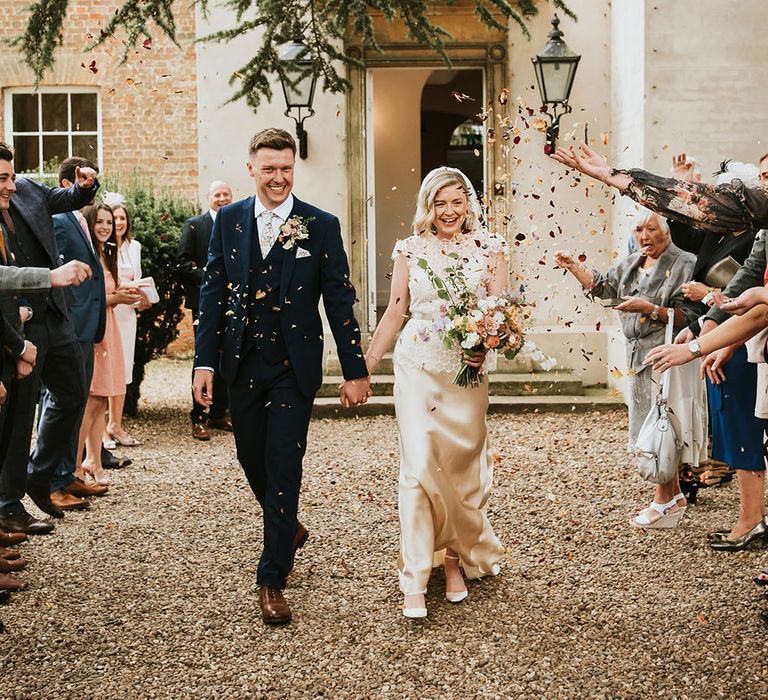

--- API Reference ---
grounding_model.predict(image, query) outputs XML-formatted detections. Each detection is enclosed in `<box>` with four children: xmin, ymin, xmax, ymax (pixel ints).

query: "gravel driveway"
<box><xmin>2</xmin><ymin>358</ymin><xmax>766</xmax><ymax>699</ymax></box>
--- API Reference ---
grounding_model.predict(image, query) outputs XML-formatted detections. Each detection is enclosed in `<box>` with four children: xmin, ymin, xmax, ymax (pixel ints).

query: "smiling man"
<box><xmin>193</xmin><ymin>128</ymin><xmax>370</xmax><ymax>625</ymax></box>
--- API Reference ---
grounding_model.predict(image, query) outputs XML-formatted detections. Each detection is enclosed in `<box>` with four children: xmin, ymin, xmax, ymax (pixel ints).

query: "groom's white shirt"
<box><xmin>254</xmin><ymin>194</ymin><xmax>294</xmax><ymax>246</ymax></box>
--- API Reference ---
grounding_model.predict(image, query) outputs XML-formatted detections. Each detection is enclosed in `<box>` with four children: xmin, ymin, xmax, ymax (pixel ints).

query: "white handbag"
<box><xmin>634</xmin><ymin>314</ymin><xmax>683</xmax><ymax>484</ymax></box>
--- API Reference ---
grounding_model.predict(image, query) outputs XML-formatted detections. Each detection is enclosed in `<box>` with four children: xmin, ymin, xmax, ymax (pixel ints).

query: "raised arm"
<box><xmin>365</xmin><ymin>254</ymin><xmax>411</xmax><ymax>374</ymax></box>
<box><xmin>553</xmin><ymin>143</ymin><xmax>768</xmax><ymax>235</ymax></box>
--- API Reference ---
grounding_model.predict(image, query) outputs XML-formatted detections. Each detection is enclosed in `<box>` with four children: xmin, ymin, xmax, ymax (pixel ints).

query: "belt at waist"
<box><xmin>409</xmin><ymin>312</ymin><xmax>433</xmax><ymax>321</ymax></box>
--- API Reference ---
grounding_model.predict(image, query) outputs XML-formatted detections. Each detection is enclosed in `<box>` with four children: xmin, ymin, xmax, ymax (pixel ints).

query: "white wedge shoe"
<box><xmin>629</xmin><ymin>498</ymin><xmax>684</xmax><ymax>529</ymax></box>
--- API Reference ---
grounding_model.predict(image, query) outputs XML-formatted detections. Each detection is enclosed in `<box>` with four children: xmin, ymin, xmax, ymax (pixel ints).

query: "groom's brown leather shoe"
<box><xmin>259</xmin><ymin>586</ymin><xmax>292</xmax><ymax>625</ymax></box>
<box><xmin>289</xmin><ymin>522</ymin><xmax>309</xmax><ymax>574</ymax></box>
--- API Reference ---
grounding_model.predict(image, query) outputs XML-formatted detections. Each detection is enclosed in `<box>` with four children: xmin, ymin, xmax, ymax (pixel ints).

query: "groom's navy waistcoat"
<box><xmin>195</xmin><ymin>194</ymin><xmax>368</xmax><ymax>398</ymax></box>
<box><xmin>243</xmin><ymin>238</ymin><xmax>288</xmax><ymax>364</ymax></box>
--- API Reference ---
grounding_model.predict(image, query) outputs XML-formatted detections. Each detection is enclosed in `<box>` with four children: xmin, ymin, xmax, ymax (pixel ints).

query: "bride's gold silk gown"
<box><xmin>392</xmin><ymin>232</ymin><xmax>505</xmax><ymax>595</ymax></box>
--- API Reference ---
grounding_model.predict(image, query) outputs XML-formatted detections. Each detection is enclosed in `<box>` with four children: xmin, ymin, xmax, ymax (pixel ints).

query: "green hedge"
<box><xmin>119</xmin><ymin>182</ymin><xmax>198</xmax><ymax>415</ymax></box>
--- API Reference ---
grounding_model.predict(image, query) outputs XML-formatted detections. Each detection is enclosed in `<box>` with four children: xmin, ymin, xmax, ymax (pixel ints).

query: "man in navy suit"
<box><xmin>35</xmin><ymin>157</ymin><xmax>109</xmax><ymax>511</ymax></box>
<box><xmin>177</xmin><ymin>180</ymin><xmax>233</xmax><ymax>440</ymax></box>
<box><xmin>0</xmin><ymin>143</ymin><xmax>99</xmax><ymax>536</ymax></box>
<box><xmin>194</xmin><ymin>129</ymin><xmax>371</xmax><ymax>625</ymax></box>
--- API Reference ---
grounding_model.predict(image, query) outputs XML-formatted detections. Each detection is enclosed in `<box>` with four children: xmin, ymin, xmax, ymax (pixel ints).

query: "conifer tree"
<box><xmin>14</xmin><ymin>0</ymin><xmax>575</xmax><ymax>110</ymax></box>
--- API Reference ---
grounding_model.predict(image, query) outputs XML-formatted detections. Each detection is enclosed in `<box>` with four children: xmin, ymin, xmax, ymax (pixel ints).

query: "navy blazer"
<box><xmin>177</xmin><ymin>211</ymin><xmax>214</xmax><ymax>312</ymax></box>
<box><xmin>195</xmin><ymin>195</ymin><xmax>368</xmax><ymax>397</ymax></box>
<box><xmin>12</xmin><ymin>176</ymin><xmax>99</xmax><ymax>319</ymax></box>
<box><xmin>53</xmin><ymin>212</ymin><xmax>106</xmax><ymax>344</ymax></box>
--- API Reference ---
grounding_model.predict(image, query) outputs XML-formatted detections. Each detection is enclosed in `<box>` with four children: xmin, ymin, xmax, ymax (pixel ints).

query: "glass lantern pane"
<box><xmin>71</xmin><ymin>93</ymin><xmax>98</xmax><ymax>131</ymax></box>
<box><xmin>541</xmin><ymin>61</ymin><xmax>574</xmax><ymax>103</ymax></box>
<box><xmin>72</xmin><ymin>134</ymin><xmax>98</xmax><ymax>161</ymax></box>
<box><xmin>14</xmin><ymin>136</ymin><xmax>40</xmax><ymax>173</ymax></box>
<box><xmin>283</xmin><ymin>73</ymin><xmax>315</xmax><ymax>108</ymax></box>
<box><xmin>12</xmin><ymin>94</ymin><xmax>39</xmax><ymax>132</ymax></box>
<box><xmin>42</xmin><ymin>93</ymin><xmax>69</xmax><ymax>131</ymax></box>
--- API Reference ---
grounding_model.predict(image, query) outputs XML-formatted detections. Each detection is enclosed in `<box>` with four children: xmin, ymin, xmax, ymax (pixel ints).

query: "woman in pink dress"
<box><xmin>102</xmin><ymin>195</ymin><xmax>146</xmax><ymax>447</ymax></box>
<box><xmin>77</xmin><ymin>204</ymin><xmax>142</xmax><ymax>485</ymax></box>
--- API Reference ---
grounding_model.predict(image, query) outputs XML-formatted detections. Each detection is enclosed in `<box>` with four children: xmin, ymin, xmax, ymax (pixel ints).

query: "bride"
<box><xmin>365</xmin><ymin>167</ymin><xmax>507</xmax><ymax>618</ymax></box>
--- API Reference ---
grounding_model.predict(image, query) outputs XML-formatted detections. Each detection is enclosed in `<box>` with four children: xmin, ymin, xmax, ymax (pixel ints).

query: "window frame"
<box><xmin>3</xmin><ymin>86</ymin><xmax>102</xmax><ymax>176</ymax></box>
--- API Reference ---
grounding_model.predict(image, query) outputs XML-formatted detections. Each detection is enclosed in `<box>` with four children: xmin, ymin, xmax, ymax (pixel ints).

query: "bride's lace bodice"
<box><xmin>392</xmin><ymin>231</ymin><xmax>508</xmax><ymax>373</ymax></box>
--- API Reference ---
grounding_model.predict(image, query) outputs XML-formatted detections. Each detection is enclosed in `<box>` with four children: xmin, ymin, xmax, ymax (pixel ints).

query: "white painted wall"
<box><xmin>195</xmin><ymin>6</ymin><xmax>349</xmax><ymax>241</ymax></box>
<box><xmin>370</xmin><ymin>68</ymin><xmax>432</xmax><ymax>304</ymax></box>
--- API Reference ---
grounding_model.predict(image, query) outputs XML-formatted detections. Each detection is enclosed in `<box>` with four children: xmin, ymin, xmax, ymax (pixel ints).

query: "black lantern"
<box><xmin>277</xmin><ymin>36</ymin><xmax>317</xmax><ymax>159</ymax></box>
<box><xmin>531</xmin><ymin>15</ymin><xmax>581</xmax><ymax>152</ymax></box>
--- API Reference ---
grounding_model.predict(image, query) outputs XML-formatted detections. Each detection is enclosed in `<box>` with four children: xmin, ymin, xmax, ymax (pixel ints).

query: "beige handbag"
<box><xmin>704</xmin><ymin>256</ymin><xmax>741</xmax><ymax>288</ymax></box>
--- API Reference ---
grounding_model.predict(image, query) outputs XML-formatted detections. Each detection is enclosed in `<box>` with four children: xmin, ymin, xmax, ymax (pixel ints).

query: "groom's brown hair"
<box><xmin>248</xmin><ymin>128</ymin><xmax>296</xmax><ymax>156</ymax></box>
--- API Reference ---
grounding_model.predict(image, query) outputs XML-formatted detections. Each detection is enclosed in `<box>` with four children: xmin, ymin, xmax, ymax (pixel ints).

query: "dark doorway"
<box><xmin>420</xmin><ymin>69</ymin><xmax>485</xmax><ymax>197</ymax></box>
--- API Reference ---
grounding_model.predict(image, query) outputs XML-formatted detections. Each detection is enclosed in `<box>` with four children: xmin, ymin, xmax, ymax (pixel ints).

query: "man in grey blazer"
<box><xmin>0</xmin><ymin>142</ymin><xmax>98</xmax><ymax>536</ymax></box>
<box><xmin>0</xmin><ymin>263</ymin><xmax>91</xmax><ymax>295</ymax></box>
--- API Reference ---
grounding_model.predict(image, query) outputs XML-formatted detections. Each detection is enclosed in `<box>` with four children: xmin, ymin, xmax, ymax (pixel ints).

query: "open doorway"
<box><xmin>368</xmin><ymin>67</ymin><xmax>485</xmax><ymax>325</ymax></box>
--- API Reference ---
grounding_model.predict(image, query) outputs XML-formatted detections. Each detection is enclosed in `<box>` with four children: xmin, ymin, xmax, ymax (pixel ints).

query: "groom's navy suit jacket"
<box><xmin>53</xmin><ymin>212</ymin><xmax>106</xmax><ymax>344</ymax></box>
<box><xmin>195</xmin><ymin>195</ymin><xmax>367</xmax><ymax>397</ymax></box>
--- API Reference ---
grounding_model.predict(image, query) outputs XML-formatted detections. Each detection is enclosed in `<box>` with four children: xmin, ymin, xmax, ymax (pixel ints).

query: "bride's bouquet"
<box><xmin>418</xmin><ymin>253</ymin><xmax>525</xmax><ymax>388</ymax></box>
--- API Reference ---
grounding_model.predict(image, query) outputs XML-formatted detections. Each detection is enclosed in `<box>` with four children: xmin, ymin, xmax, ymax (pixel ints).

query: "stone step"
<box><xmin>324</xmin><ymin>351</ymin><xmax>538</xmax><ymax>375</ymax></box>
<box><xmin>316</xmin><ymin>371</ymin><xmax>584</xmax><ymax>398</ymax></box>
<box><xmin>311</xmin><ymin>388</ymin><xmax>625</xmax><ymax>419</ymax></box>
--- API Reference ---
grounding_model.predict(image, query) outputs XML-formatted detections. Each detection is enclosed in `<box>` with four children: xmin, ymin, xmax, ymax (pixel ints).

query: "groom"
<box><xmin>193</xmin><ymin>128</ymin><xmax>371</xmax><ymax>624</ymax></box>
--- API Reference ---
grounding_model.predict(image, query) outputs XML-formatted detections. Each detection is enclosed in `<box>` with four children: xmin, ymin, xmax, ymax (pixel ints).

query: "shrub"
<box><xmin>115</xmin><ymin>181</ymin><xmax>198</xmax><ymax>415</ymax></box>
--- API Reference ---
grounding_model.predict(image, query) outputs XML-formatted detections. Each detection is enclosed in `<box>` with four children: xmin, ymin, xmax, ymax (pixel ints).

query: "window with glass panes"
<box><xmin>5</xmin><ymin>89</ymin><xmax>100</xmax><ymax>175</ymax></box>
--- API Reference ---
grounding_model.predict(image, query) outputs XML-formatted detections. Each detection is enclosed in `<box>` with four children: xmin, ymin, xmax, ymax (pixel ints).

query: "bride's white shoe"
<box><xmin>403</xmin><ymin>593</ymin><xmax>427</xmax><ymax>619</ymax></box>
<box><xmin>444</xmin><ymin>554</ymin><xmax>468</xmax><ymax>604</ymax></box>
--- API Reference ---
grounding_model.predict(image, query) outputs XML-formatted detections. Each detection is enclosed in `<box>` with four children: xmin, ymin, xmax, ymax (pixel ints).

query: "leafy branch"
<box><xmin>12</xmin><ymin>0</ymin><xmax>576</xmax><ymax>111</ymax></box>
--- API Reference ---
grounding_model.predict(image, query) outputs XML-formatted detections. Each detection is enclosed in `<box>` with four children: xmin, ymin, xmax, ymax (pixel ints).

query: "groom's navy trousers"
<box><xmin>228</xmin><ymin>350</ymin><xmax>313</xmax><ymax>589</ymax></box>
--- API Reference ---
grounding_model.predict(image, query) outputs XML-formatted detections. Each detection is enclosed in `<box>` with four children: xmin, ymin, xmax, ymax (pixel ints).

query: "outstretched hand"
<box><xmin>551</xmin><ymin>143</ymin><xmax>612</xmax><ymax>182</ymax></box>
<box><xmin>50</xmin><ymin>260</ymin><xmax>92</xmax><ymax>288</ymax></box>
<box><xmin>671</xmin><ymin>153</ymin><xmax>697</xmax><ymax>181</ymax></box>
<box><xmin>643</xmin><ymin>342</ymin><xmax>696</xmax><ymax>372</ymax></box>
<box><xmin>713</xmin><ymin>287</ymin><xmax>768</xmax><ymax>316</ymax></box>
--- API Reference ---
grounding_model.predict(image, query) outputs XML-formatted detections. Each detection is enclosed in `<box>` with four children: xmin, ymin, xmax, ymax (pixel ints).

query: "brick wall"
<box><xmin>0</xmin><ymin>0</ymin><xmax>199</xmax><ymax>200</ymax></box>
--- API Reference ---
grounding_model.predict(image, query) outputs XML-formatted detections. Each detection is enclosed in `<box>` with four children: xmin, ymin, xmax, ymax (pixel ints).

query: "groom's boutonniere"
<box><xmin>279</xmin><ymin>216</ymin><xmax>312</xmax><ymax>250</ymax></box>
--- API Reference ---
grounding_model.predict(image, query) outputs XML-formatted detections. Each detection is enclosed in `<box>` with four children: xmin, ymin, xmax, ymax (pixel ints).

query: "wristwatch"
<box><xmin>650</xmin><ymin>305</ymin><xmax>660</xmax><ymax>321</ymax></box>
<box><xmin>688</xmin><ymin>340</ymin><xmax>703</xmax><ymax>358</ymax></box>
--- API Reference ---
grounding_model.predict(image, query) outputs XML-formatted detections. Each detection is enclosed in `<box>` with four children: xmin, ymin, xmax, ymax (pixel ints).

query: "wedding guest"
<box><xmin>0</xmin><ymin>142</ymin><xmax>98</xmax><ymax>536</ymax></box>
<box><xmin>554</xmin><ymin>210</ymin><xmax>703</xmax><ymax>528</ymax></box>
<box><xmin>177</xmin><ymin>180</ymin><xmax>233</xmax><ymax>440</ymax></box>
<box><xmin>554</xmin><ymin>145</ymin><xmax>768</xmax><ymax>549</ymax></box>
<box><xmin>78</xmin><ymin>204</ymin><xmax>141</xmax><ymax>486</ymax></box>
<box><xmin>37</xmin><ymin>157</ymin><xmax>110</xmax><ymax>513</ymax></box>
<box><xmin>672</xmin><ymin>158</ymin><xmax>764</xmax><ymax>508</ymax></box>
<box><xmin>365</xmin><ymin>167</ymin><xmax>505</xmax><ymax>619</ymax></box>
<box><xmin>102</xmin><ymin>194</ymin><xmax>145</xmax><ymax>448</ymax></box>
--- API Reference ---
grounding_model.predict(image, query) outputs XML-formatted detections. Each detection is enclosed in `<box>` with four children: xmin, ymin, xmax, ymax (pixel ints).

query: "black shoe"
<box><xmin>101</xmin><ymin>447</ymin><xmax>132</xmax><ymax>470</ymax></box>
<box><xmin>0</xmin><ymin>512</ymin><xmax>54</xmax><ymax>535</ymax></box>
<box><xmin>710</xmin><ymin>520</ymin><xmax>768</xmax><ymax>551</ymax></box>
<box><xmin>761</xmin><ymin>610</ymin><xmax>768</xmax><ymax>626</ymax></box>
<box><xmin>0</xmin><ymin>591</ymin><xmax>10</xmax><ymax>605</ymax></box>
<box><xmin>25</xmin><ymin>481</ymin><xmax>64</xmax><ymax>519</ymax></box>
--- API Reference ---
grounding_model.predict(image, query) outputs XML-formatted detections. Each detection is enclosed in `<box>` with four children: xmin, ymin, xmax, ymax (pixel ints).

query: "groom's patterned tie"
<box><xmin>259</xmin><ymin>211</ymin><xmax>275</xmax><ymax>258</ymax></box>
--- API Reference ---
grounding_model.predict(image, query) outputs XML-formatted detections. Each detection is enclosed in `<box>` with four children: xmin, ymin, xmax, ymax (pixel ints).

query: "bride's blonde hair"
<box><xmin>412</xmin><ymin>168</ymin><xmax>480</xmax><ymax>238</ymax></box>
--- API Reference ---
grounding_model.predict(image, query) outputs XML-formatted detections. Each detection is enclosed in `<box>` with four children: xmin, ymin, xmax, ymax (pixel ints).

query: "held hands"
<box><xmin>681</xmin><ymin>281</ymin><xmax>711</xmax><ymax>302</ymax></box>
<box><xmin>192</xmin><ymin>369</ymin><xmax>213</xmax><ymax>408</ymax></box>
<box><xmin>713</xmin><ymin>287</ymin><xmax>768</xmax><ymax>316</ymax></box>
<box><xmin>50</xmin><ymin>260</ymin><xmax>92</xmax><ymax>288</ymax></box>
<box><xmin>615</xmin><ymin>296</ymin><xmax>654</xmax><ymax>314</ymax></box>
<box><xmin>75</xmin><ymin>165</ymin><xmax>98</xmax><ymax>189</ymax></box>
<box><xmin>339</xmin><ymin>376</ymin><xmax>373</xmax><ymax>408</ymax></box>
<box><xmin>551</xmin><ymin>144</ymin><xmax>612</xmax><ymax>182</ymax></box>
